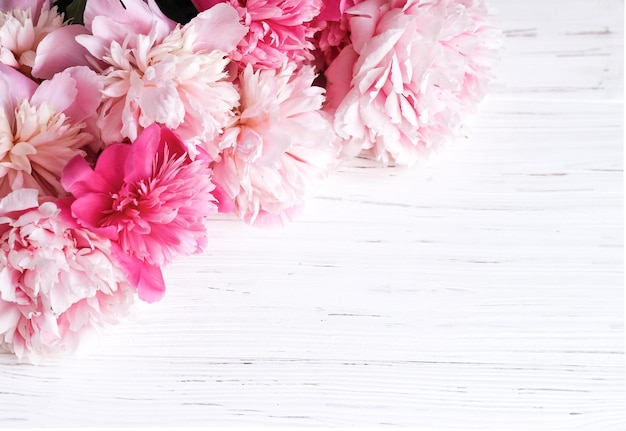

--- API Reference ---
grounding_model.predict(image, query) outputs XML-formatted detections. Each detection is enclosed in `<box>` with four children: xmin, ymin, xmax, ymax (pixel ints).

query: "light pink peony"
<box><xmin>193</xmin><ymin>0</ymin><xmax>323</xmax><ymax>71</ymax></box>
<box><xmin>0</xmin><ymin>188</ymin><xmax>135</xmax><ymax>364</ymax></box>
<box><xmin>0</xmin><ymin>0</ymin><xmax>62</xmax><ymax>76</ymax></box>
<box><xmin>62</xmin><ymin>124</ymin><xmax>217</xmax><ymax>302</ymax></box>
<box><xmin>324</xmin><ymin>0</ymin><xmax>502</xmax><ymax>166</ymax></box>
<box><xmin>0</xmin><ymin>0</ymin><xmax>93</xmax><ymax>80</ymax></box>
<box><xmin>212</xmin><ymin>62</ymin><xmax>338</xmax><ymax>226</ymax></box>
<box><xmin>74</xmin><ymin>0</ymin><xmax>247</xmax><ymax>157</ymax></box>
<box><xmin>0</xmin><ymin>63</ymin><xmax>102</xmax><ymax>198</ymax></box>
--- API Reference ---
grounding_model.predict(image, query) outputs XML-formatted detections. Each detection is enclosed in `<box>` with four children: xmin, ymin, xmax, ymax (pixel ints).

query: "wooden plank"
<box><xmin>0</xmin><ymin>0</ymin><xmax>623</xmax><ymax>428</ymax></box>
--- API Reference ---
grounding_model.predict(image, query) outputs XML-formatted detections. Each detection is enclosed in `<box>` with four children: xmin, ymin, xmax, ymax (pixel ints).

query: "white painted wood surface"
<box><xmin>1</xmin><ymin>0</ymin><xmax>624</xmax><ymax>428</ymax></box>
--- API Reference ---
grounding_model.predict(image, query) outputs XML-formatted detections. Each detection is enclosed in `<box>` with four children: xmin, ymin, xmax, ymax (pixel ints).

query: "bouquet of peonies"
<box><xmin>0</xmin><ymin>0</ymin><xmax>501</xmax><ymax>363</ymax></box>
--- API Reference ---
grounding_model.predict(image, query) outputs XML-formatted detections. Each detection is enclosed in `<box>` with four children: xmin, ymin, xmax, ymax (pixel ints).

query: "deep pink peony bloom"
<box><xmin>73</xmin><ymin>0</ymin><xmax>246</xmax><ymax>156</ymax></box>
<box><xmin>311</xmin><ymin>0</ymin><xmax>358</xmax><ymax>71</ymax></box>
<box><xmin>323</xmin><ymin>0</ymin><xmax>502</xmax><ymax>166</ymax></box>
<box><xmin>212</xmin><ymin>62</ymin><xmax>338</xmax><ymax>226</ymax></box>
<box><xmin>0</xmin><ymin>63</ymin><xmax>102</xmax><ymax>198</ymax></box>
<box><xmin>0</xmin><ymin>188</ymin><xmax>135</xmax><ymax>364</ymax></box>
<box><xmin>193</xmin><ymin>0</ymin><xmax>324</xmax><ymax>71</ymax></box>
<box><xmin>61</xmin><ymin>124</ymin><xmax>217</xmax><ymax>302</ymax></box>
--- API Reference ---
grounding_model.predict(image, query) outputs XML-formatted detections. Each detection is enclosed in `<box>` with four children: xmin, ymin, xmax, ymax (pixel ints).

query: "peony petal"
<box><xmin>60</xmin><ymin>66</ymin><xmax>103</xmax><ymax>123</ymax></box>
<box><xmin>62</xmin><ymin>147</ymin><xmax>127</xmax><ymax>205</ymax></box>
<box><xmin>10</xmin><ymin>141</ymin><xmax>36</xmax><ymax>156</ymax></box>
<box><xmin>324</xmin><ymin>45</ymin><xmax>358</xmax><ymax>110</ymax></box>
<box><xmin>1</xmin><ymin>0</ymin><xmax>47</xmax><ymax>16</ymax></box>
<box><xmin>318</xmin><ymin>0</ymin><xmax>344</xmax><ymax>21</ymax></box>
<box><xmin>0</xmin><ymin>298</ymin><xmax>21</xmax><ymax>333</ymax></box>
<box><xmin>0</xmin><ymin>64</ymin><xmax>37</xmax><ymax>112</ymax></box>
<box><xmin>83</xmin><ymin>0</ymin><xmax>175</xmax><ymax>38</ymax></box>
<box><xmin>354</xmin><ymin>29</ymin><xmax>404</xmax><ymax>77</ymax></box>
<box><xmin>137</xmin><ymin>79</ymin><xmax>185</xmax><ymax>130</ymax></box>
<box><xmin>123</xmin><ymin>123</ymin><xmax>161</xmax><ymax>183</ymax></box>
<box><xmin>347</xmin><ymin>0</ymin><xmax>383</xmax><ymax>53</ymax></box>
<box><xmin>253</xmin><ymin>204</ymin><xmax>304</xmax><ymax>228</ymax></box>
<box><xmin>31</xmin><ymin>25</ymin><xmax>93</xmax><ymax>80</ymax></box>
<box><xmin>62</xmin><ymin>155</ymin><xmax>105</xmax><ymax>197</ymax></box>
<box><xmin>135</xmin><ymin>263</ymin><xmax>166</xmax><ymax>303</ymax></box>
<box><xmin>74</xmin><ymin>25</ymin><xmax>108</xmax><ymax>60</ymax></box>
<box><xmin>30</xmin><ymin>70</ymin><xmax>78</xmax><ymax>114</ymax></box>
<box><xmin>0</xmin><ymin>188</ymin><xmax>39</xmax><ymax>214</ymax></box>
<box><xmin>186</xmin><ymin>3</ymin><xmax>247</xmax><ymax>54</ymax></box>
<box><xmin>212</xmin><ymin>182</ymin><xmax>235</xmax><ymax>213</ymax></box>
<box><xmin>212</xmin><ymin>154</ymin><xmax>240</xmax><ymax>198</ymax></box>
<box><xmin>93</xmin><ymin>143</ymin><xmax>131</xmax><ymax>188</ymax></box>
<box><xmin>112</xmin><ymin>247</ymin><xmax>165</xmax><ymax>303</ymax></box>
<box><xmin>70</xmin><ymin>192</ymin><xmax>116</xmax><ymax>235</ymax></box>
<box><xmin>159</xmin><ymin>126</ymin><xmax>189</xmax><ymax>159</ymax></box>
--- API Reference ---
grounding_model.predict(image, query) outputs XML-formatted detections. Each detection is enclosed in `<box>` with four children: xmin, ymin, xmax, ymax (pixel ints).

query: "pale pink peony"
<box><xmin>0</xmin><ymin>63</ymin><xmax>102</xmax><ymax>198</ymax></box>
<box><xmin>324</xmin><ymin>0</ymin><xmax>502</xmax><ymax>166</ymax></box>
<box><xmin>212</xmin><ymin>62</ymin><xmax>338</xmax><ymax>226</ymax></box>
<box><xmin>62</xmin><ymin>124</ymin><xmax>217</xmax><ymax>302</ymax></box>
<box><xmin>193</xmin><ymin>0</ymin><xmax>323</xmax><ymax>71</ymax></box>
<box><xmin>74</xmin><ymin>0</ymin><xmax>246</xmax><ymax>157</ymax></box>
<box><xmin>0</xmin><ymin>0</ymin><xmax>63</xmax><ymax>76</ymax></box>
<box><xmin>0</xmin><ymin>0</ymin><xmax>93</xmax><ymax>80</ymax></box>
<box><xmin>0</xmin><ymin>188</ymin><xmax>135</xmax><ymax>364</ymax></box>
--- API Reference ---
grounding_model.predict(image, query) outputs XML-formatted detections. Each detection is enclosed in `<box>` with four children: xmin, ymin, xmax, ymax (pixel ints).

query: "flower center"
<box><xmin>111</xmin><ymin>189</ymin><xmax>140</xmax><ymax>212</ymax></box>
<box><xmin>102</xmin><ymin>179</ymin><xmax>160</xmax><ymax>237</ymax></box>
<box><xmin>108</xmin><ymin>180</ymin><xmax>150</xmax><ymax>217</ymax></box>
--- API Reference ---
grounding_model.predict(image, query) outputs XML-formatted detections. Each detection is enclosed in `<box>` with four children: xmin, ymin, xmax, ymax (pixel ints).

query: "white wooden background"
<box><xmin>1</xmin><ymin>0</ymin><xmax>624</xmax><ymax>428</ymax></box>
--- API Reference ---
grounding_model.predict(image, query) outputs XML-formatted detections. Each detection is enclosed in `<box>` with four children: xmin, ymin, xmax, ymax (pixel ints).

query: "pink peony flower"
<box><xmin>62</xmin><ymin>124</ymin><xmax>217</xmax><ymax>302</ymax></box>
<box><xmin>74</xmin><ymin>0</ymin><xmax>246</xmax><ymax>157</ymax></box>
<box><xmin>193</xmin><ymin>0</ymin><xmax>323</xmax><ymax>71</ymax></box>
<box><xmin>0</xmin><ymin>0</ymin><xmax>63</xmax><ymax>77</ymax></box>
<box><xmin>311</xmin><ymin>0</ymin><xmax>358</xmax><ymax>70</ymax></box>
<box><xmin>0</xmin><ymin>63</ymin><xmax>102</xmax><ymax>198</ymax></box>
<box><xmin>324</xmin><ymin>0</ymin><xmax>502</xmax><ymax>166</ymax></box>
<box><xmin>212</xmin><ymin>62</ymin><xmax>338</xmax><ymax>226</ymax></box>
<box><xmin>0</xmin><ymin>188</ymin><xmax>135</xmax><ymax>364</ymax></box>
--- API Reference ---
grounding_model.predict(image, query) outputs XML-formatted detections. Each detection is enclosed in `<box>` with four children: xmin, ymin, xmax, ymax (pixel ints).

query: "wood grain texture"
<box><xmin>1</xmin><ymin>0</ymin><xmax>624</xmax><ymax>428</ymax></box>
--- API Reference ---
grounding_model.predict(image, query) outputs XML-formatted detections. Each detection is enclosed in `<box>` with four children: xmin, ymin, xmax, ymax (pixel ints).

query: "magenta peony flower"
<box><xmin>73</xmin><ymin>0</ymin><xmax>247</xmax><ymax>156</ymax></box>
<box><xmin>212</xmin><ymin>62</ymin><xmax>338</xmax><ymax>226</ymax></box>
<box><xmin>0</xmin><ymin>63</ymin><xmax>102</xmax><ymax>198</ymax></box>
<box><xmin>323</xmin><ymin>0</ymin><xmax>502</xmax><ymax>166</ymax></box>
<box><xmin>0</xmin><ymin>188</ymin><xmax>135</xmax><ymax>364</ymax></box>
<box><xmin>193</xmin><ymin>0</ymin><xmax>323</xmax><ymax>71</ymax></box>
<box><xmin>62</xmin><ymin>124</ymin><xmax>217</xmax><ymax>302</ymax></box>
<box><xmin>0</xmin><ymin>0</ymin><xmax>63</xmax><ymax>77</ymax></box>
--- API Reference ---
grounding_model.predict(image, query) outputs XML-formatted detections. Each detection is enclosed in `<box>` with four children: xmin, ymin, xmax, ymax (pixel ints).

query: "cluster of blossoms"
<box><xmin>0</xmin><ymin>0</ymin><xmax>500</xmax><ymax>362</ymax></box>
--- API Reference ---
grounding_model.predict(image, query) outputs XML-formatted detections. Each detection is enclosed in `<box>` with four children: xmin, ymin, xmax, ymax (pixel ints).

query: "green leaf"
<box><xmin>63</xmin><ymin>0</ymin><xmax>87</xmax><ymax>25</ymax></box>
